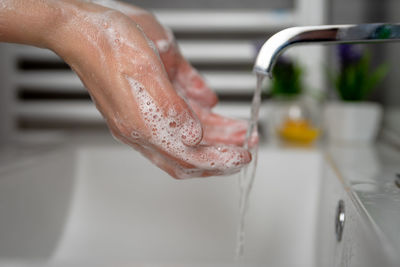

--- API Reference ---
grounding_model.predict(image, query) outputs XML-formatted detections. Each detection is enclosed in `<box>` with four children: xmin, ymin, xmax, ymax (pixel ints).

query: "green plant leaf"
<box><xmin>269</xmin><ymin>58</ymin><xmax>304</xmax><ymax>97</ymax></box>
<box><xmin>330</xmin><ymin>48</ymin><xmax>388</xmax><ymax>101</ymax></box>
<box><xmin>362</xmin><ymin>63</ymin><xmax>389</xmax><ymax>100</ymax></box>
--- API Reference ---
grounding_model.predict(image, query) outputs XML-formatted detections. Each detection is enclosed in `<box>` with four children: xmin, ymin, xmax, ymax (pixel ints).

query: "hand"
<box><xmin>92</xmin><ymin>0</ymin><xmax>257</xmax><ymax>147</ymax></box>
<box><xmin>48</xmin><ymin>0</ymin><xmax>253</xmax><ymax>178</ymax></box>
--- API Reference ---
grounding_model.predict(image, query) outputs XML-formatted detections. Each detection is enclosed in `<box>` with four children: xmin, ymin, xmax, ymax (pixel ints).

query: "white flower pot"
<box><xmin>323</xmin><ymin>102</ymin><xmax>383</xmax><ymax>143</ymax></box>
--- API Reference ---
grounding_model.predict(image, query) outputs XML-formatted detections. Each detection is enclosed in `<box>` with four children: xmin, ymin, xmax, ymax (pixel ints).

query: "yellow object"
<box><xmin>278</xmin><ymin>118</ymin><xmax>320</xmax><ymax>144</ymax></box>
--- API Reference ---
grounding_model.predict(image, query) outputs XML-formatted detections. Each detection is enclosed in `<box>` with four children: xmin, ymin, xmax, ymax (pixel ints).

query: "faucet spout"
<box><xmin>254</xmin><ymin>23</ymin><xmax>400</xmax><ymax>77</ymax></box>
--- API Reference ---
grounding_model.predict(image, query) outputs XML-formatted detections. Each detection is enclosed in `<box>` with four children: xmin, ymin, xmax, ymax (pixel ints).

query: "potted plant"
<box><xmin>265</xmin><ymin>57</ymin><xmax>320</xmax><ymax>145</ymax></box>
<box><xmin>325</xmin><ymin>44</ymin><xmax>388</xmax><ymax>143</ymax></box>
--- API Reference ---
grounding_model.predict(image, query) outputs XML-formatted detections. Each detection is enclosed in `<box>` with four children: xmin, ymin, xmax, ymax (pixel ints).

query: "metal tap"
<box><xmin>254</xmin><ymin>23</ymin><xmax>400</xmax><ymax>77</ymax></box>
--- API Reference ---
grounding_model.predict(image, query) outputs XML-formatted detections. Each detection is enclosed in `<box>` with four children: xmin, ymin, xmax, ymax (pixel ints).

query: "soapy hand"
<box><xmin>49</xmin><ymin>0</ymin><xmax>254</xmax><ymax>178</ymax></box>
<box><xmin>92</xmin><ymin>0</ymin><xmax>255</xmax><ymax>147</ymax></box>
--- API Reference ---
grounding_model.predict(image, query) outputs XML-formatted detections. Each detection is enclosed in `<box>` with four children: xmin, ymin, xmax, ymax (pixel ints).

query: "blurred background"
<box><xmin>0</xmin><ymin>0</ymin><xmax>398</xmax><ymax>145</ymax></box>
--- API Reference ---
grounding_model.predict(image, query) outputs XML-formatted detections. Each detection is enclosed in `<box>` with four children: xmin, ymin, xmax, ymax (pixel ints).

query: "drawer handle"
<box><xmin>335</xmin><ymin>200</ymin><xmax>345</xmax><ymax>242</ymax></box>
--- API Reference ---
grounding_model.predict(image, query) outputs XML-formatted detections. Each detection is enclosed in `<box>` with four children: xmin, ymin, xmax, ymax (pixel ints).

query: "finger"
<box><xmin>202</xmin><ymin>112</ymin><xmax>248</xmax><ymax>146</ymax></box>
<box><xmin>183</xmin><ymin>144</ymin><xmax>252</xmax><ymax>175</ymax></box>
<box><xmin>116</xmin><ymin>105</ymin><xmax>252</xmax><ymax>178</ymax></box>
<box><xmin>112</xmin><ymin>114</ymin><xmax>251</xmax><ymax>179</ymax></box>
<box><xmin>113</xmin><ymin>129</ymin><xmax>243</xmax><ymax>179</ymax></box>
<box><xmin>175</xmin><ymin>59</ymin><xmax>218</xmax><ymax>108</ymax></box>
<box><xmin>248</xmin><ymin>130</ymin><xmax>259</xmax><ymax>149</ymax></box>
<box><xmin>190</xmin><ymin>101</ymin><xmax>259</xmax><ymax>147</ymax></box>
<box><xmin>124</xmin><ymin>82</ymin><xmax>252</xmax><ymax>176</ymax></box>
<box><xmin>142</xmin><ymin>136</ymin><xmax>252</xmax><ymax>178</ymax></box>
<box><xmin>203</xmin><ymin>116</ymin><xmax>259</xmax><ymax>148</ymax></box>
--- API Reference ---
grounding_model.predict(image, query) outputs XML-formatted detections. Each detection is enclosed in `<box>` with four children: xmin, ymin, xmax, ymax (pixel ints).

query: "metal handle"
<box><xmin>335</xmin><ymin>200</ymin><xmax>346</xmax><ymax>242</ymax></box>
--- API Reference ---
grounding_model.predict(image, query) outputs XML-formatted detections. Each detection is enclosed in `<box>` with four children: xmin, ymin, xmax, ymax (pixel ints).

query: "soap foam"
<box><xmin>156</xmin><ymin>39</ymin><xmax>170</xmax><ymax>53</ymax></box>
<box><xmin>156</xmin><ymin>26</ymin><xmax>174</xmax><ymax>54</ymax></box>
<box><xmin>126</xmin><ymin>76</ymin><xmax>248</xmax><ymax>178</ymax></box>
<box><xmin>0</xmin><ymin>0</ymin><xmax>12</xmax><ymax>10</ymax></box>
<box><xmin>73</xmin><ymin>7</ymin><xmax>159</xmax><ymax>75</ymax></box>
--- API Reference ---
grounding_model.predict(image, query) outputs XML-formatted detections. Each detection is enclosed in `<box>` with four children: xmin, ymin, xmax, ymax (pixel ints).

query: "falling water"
<box><xmin>235</xmin><ymin>74</ymin><xmax>267</xmax><ymax>259</ymax></box>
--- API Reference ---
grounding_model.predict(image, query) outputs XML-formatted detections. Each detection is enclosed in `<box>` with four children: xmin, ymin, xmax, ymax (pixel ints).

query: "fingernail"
<box><xmin>241</xmin><ymin>149</ymin><xmax>252</xmax><ymax>164</ymax></box>
<box><xmin>249</xmin><ymin>131</ymin><xmax>259</xmax><ymax>148</ymax></box>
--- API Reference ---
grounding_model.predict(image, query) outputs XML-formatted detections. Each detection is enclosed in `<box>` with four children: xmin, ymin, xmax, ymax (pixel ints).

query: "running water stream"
<box><xmin>235</xmin><ymin>74</ymin><xmax>267</xmax><ymax>259</ymax></box>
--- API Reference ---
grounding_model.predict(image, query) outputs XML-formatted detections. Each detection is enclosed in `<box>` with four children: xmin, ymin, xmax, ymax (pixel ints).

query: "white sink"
<box><xmin>0</xmin><ymin>140</ymin><xmax>322</xmax><ymax>266</ymax></box>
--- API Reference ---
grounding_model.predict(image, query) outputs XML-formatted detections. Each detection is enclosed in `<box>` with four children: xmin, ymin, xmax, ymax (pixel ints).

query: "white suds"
<box><xmin>126</xmin><ymin>76</ymin><xmax>247</xmax><ymax>177</ymax></box>
<box><xmin>156</xmin><ymin>39</ymin><xmax>171</xmax><ymax>53</ymax></box>
<box><xmin>157</xmin><ymin>26</ymin><xmax>174</xmax><ymax>54</ymax></box>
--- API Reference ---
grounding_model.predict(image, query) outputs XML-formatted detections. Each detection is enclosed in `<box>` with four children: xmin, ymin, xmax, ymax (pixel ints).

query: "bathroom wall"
<box><xmin>0</xmin><ymin>44</ymin><xmax>14</xmax><ymax>142</ymax></box>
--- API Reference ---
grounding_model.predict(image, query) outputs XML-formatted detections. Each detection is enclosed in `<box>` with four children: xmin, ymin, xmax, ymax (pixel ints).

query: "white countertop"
<box><xmin>326</xmin><ymin>142</ymin><xmax>400</xmax><ymax>255</ymax></box>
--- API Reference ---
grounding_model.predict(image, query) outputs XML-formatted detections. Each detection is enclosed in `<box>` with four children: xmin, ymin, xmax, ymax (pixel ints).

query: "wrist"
<box><xmin>0</xmin><ymin>0</ymin><xmax>67</xmax><ymax>48</ymax></box>
<box><xmin>45</xmin><ymin>0</ymin><xmax>113</xmax><ymax>59</ymax></box>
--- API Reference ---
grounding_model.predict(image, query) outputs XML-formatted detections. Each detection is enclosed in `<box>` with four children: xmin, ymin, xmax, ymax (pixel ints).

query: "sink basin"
<box><xmin>0</xmin><ymin>138</ymin><xmax>322</xmax><ymax>266</ymax></box>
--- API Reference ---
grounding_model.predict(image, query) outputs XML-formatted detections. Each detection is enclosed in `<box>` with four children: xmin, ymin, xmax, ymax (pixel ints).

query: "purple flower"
<box><xmin>338</xmin><ymin>44</ymin><xmax>362</xmax><ymax>68</ymax></box>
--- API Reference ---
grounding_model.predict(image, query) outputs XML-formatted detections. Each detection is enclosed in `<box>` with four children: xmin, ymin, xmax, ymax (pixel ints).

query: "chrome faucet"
<box><xmin>254</xmin><ymin>23</ymin><xmax>400</xmax><ymax>77</ymax></box>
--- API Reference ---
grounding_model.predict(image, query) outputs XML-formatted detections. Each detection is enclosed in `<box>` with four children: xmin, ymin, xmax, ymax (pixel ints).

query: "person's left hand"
<box><xmin>93</xmin><ymin>0</ymin><xmax>257</xmax><ymax>148</ymax></box>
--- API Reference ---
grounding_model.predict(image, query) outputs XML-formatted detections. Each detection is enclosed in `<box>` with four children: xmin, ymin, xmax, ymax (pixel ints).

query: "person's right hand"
<box><xmin>48</xmin><ymin>0</ymin><xmax>251</xmax><ymax>179</ymax></box>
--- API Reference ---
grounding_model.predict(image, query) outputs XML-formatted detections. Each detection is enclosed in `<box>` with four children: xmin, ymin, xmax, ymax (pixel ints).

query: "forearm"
<box><xmin>0</xmin><ymin>0</ymin><xmax>68</xmax><ymax>48</ymax></box>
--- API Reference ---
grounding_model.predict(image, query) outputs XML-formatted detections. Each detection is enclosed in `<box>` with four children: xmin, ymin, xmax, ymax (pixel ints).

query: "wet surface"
<box><xmin>328</xmin><ymin>143</ymin><xmax>400</xmax><ymax>255</ymax></box>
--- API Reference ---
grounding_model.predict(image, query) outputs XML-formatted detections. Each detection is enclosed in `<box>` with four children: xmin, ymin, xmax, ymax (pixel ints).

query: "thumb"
<box><xmin>178</xmin><ymin>105</ymin><xmax>203</xmax><ymax>146</ymax></box>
